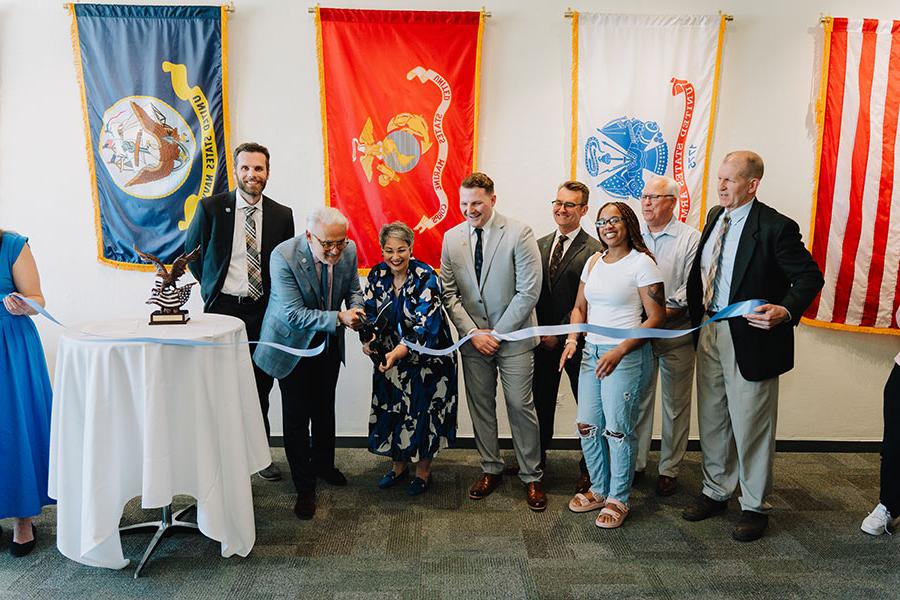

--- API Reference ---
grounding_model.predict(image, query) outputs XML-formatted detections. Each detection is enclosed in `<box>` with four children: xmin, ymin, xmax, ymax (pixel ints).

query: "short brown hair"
<box><xmin>233</xmin><ymin>142</ymin><xmax>270</xmax><ymax>170</ymax></box>
<box><xmin>460</xmin><ymin>172</ymin><xmax>495</xmax><ymax>195</ymax></box>
<box><xmin>724</xmin><ymin>150</ymin><xmax>764</xmax><ymax>180</ymax></box>
<box><xmin>558</xmin><ymin>180</ymin><xmax>590</xmax><ymax>205</ymax></box>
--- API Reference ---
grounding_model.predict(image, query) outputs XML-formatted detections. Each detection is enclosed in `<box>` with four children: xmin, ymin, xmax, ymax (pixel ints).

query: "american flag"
<box><xmin>804</xmin><ymin>17</ymin><xmax>900</xmax><ymax>335</ymax></box>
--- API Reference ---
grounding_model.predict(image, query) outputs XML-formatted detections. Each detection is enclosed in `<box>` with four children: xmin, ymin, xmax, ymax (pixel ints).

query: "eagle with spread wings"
<box><xmin>134</xmin><ymin>245</ymin><xmax>201</xmax><ymax>288</ymax></box>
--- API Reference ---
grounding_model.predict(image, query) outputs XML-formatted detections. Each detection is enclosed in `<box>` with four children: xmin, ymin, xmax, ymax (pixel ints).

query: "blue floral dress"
<box><xmin>0</xmin><ymin>232</ymin><xmax>54</xmax><ymax>518</ymax></box>
<box><xmin>365</xmin><ymin>259</ymin><xmax>458</xmax><ymax>461</ymax></box>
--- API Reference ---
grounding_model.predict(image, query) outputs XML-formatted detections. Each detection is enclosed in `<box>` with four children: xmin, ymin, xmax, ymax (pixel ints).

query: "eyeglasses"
<box><xmin>595</xmin><ymin>216</ymin><xmax>623</xmax><ymax>227</ymax></box>
<box><xmin>640</xmin><ymin>194</ymin><xmax>676</xmax><ymax>202</ymax></box>
<box><xmin>311</xmin><ymin>232</ymin><xmax>348</xmax><ymax>250</ymax></box>
<box><xmin>550</xmin><ymin>200</ymin><xmax>586</xmax><ymax>209</ymax></box>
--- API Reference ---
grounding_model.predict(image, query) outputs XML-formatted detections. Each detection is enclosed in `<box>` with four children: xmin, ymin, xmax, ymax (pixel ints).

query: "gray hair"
<box><xmin>306</xmin><ymin>206</ymin><xmax>348</xmax><ymax>232</ymax></box>
<box><xmin>647</xmin><ymin>175</ymin><xmax>680</xmax><ymax>198</ymax></box>
<box><xmin>379</xmin><ymin>221</ymin><xmax>414</xmax><ymax>248</ymax></box>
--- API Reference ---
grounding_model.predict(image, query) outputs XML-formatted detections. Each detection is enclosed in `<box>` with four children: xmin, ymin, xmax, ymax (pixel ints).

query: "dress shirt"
<box><xmin>222</xmin><ymin>192</ymin><xmax>264</xmax><ymax>296</ymax></box>
<box><xmin>550</xmin><ymin>228</ymin><xmax>577</xmax><ymax>263</ymax></box>
<box><xmin>700</xmin><ymin>199</ymin><xmax>754</xmax><ymax>312</ymax></box>
<box><xmin>469</xmin><ymin>211</ymin><xmax>497</xmax><ymax>260</ymax></box>
<box><xmin>642</xmin><ymin>217</ymin><xmax>700</xmax><ymax>311</ymax></box>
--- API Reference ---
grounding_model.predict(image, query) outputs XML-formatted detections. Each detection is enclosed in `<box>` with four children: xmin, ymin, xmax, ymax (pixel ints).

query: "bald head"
<box><xmin>723</xmin><ymin>150</ymin><xmax>765</xmax><ymax>180</ymax></box>
<box><xmin>717</xmin><ymin>151</ymin><xmax>763</xmax><ymax>211</ymax></box>
<box><xmin>640</xmin><ymin>176</ymin><xmax>679</xmax><ymax>231</ymax></box>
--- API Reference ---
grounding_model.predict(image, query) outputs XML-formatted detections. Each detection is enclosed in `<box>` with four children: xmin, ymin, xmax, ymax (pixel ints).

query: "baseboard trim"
<box><xmin>268</xmin><ymin>436</ymin><xmax>880</xmax><ymax>453</ymax></box>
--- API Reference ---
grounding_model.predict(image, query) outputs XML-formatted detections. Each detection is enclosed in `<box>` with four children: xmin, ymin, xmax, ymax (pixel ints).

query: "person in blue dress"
<box><xmin>0</xmin><ymin>230</ymin><xmax>53</xmax><ymax>557</ymax></box>
<box><xmin>363</xmin><ymin>222</ymin><xmax>458</xmax><ymax>496</ymax></box>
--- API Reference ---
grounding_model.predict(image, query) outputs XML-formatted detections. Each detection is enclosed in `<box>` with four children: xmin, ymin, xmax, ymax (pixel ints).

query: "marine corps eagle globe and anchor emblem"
<box><xmin>351</xmin><ymin>66</ymin><xmax>452</xmax><ymax>233</ymax></box>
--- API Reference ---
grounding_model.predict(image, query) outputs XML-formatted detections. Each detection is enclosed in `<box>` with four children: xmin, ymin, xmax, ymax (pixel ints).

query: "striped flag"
<box><xmin>804</xmin><ymin>18</ymin><xmax>900</xmax><ymax>335</ymax></box>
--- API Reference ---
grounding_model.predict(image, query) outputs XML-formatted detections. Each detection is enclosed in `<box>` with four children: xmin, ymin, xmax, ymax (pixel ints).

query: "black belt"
<box><xmin>218</xmin><ymin>293</ymin><xmax>264</xmax><ymax>305</ymax></box>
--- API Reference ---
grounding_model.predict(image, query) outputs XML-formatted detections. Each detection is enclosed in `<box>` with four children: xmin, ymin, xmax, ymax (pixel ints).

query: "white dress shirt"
<box><xmin>222</xmin><ymin>191</ymin><xmax>263</xmax><ymax>297</ymax></box>
<box><xmin>469</xmin><ymin>211</ymin><xmax>497</xmax><ymax>260</ymax></box>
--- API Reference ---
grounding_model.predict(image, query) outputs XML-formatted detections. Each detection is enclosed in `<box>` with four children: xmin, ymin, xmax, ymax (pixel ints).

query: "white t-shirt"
<box><xmin>581</xmin><ymin>249</ymin><xmax>663</xmax><ymax>345</ymax></box>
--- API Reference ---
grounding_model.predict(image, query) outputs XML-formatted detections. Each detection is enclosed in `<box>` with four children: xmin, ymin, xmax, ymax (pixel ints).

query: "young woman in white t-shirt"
<box><xmin>559</xmin><ymin>202</ymin><xmax>666</xmax><ymax>529</ymax></box>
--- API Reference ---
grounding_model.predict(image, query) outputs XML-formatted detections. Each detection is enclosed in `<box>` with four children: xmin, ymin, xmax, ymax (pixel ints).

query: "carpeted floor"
<box><xmin>0</xmin><ymin>448</ymin><xmax>897</xmax><ymax>599</ymax></box>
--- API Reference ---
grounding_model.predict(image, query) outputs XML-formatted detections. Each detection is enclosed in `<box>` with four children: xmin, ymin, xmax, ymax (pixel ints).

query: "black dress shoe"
<box><xmin>682</xmin><ymin>494</ymin><xmax>728</xmax><ymax>521</ymax></box>
<box><xmin>574</xmin><ymin>472</ymin><xmax>592</xmax><ymax>495</ymax></box>
<box><xmin>732</xmin><ymin>510</ymin><xmax>769</xmax><ymax>542</ymax></box>
<box><xmin>294</xmin><ymin>491</ymin><xmax>316</xmax><ymax>520</ymax></box>
<box><xmin>10</xmin><ymin>525</ymin><xmax>36</xmax><ymax>557</ymax></box>
<box><xmin>317</xmin><ymin>467</ymin><xmax>347</xmax><ymax>486</ymax></box>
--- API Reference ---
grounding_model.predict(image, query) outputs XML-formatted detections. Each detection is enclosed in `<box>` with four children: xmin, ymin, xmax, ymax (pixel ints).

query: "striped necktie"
<box><xmin>474</xmin><ymin>227</ymin><xmax>484</xmax><ymax>283</ymax></box>
<box><xmin>243</xmin><ymin>205</ymin><xmax>263</xmax><ymax>300</ymax></box>
<box><xmin>703</xmin><ymin>213</ymin><xmax>731</xmax><ymax>311</ymax></box>
<box><xmin>548</xmin><ymin>234</ymin><xmax>568</xmax><ymax>282</ymax></box>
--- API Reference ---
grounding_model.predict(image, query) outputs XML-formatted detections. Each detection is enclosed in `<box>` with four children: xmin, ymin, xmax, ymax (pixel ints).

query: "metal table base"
<box><xmin>119</xmin><ymin>504</ymin><xmax>199</xmax><ymax>578</ymax></box>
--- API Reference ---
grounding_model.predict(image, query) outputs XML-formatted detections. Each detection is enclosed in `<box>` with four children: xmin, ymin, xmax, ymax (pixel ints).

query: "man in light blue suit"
<box><xmin>254</xmin><ymin>207</ymin><xmax>364</xmax><ymax>520</ymax></box>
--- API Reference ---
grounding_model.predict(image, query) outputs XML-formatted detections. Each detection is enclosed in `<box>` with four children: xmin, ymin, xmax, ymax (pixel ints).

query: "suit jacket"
<box><xmin>184</xmin><ymin>190</ymin><xmax>295</xmax><ymax>311</ymax></box>
<box><xmin>440</xmin><ymin>211</ymin><xmax>542</xmax><ymax>357</ymax></box>
<box><xmin>253</xmin><ymin>235</ymin><xmax>364</xmax><ymax>379</ymax></box>
<box><xmin>687</xmin><ymin>199</ymin><xmax>824</xmax><ymax>381</ymax></box>
<box><xmin>536</xmin><ymin>228</ymin><xmax>603</xmax><ymax>327</ymax></box>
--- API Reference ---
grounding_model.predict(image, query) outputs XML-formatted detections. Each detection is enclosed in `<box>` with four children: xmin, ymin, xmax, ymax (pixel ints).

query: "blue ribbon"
<box><xmin>403</xmin><ymin>299</ymin><xmax>766</xmax><ymax>357</ymax></box>
<box><xmin>7</xmin><ymin>294</ymin><xmax>324</xmax><ymax>358</ymax></box>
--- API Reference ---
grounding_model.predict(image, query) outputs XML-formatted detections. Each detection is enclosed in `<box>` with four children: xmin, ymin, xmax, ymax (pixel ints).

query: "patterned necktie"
<box><xmin>703</xmin><ymin>213</ymin><xmax>731</xmax><ymax>311</ymax></box>
<box><xmin>243</xmin><ymin>205</ymin><xmax>263</xmax><ymax>300</ymax></box>
<box><xmin>548</xmin><ymin>234</ymin><xmax>568</xmax><ymax>282</ymax></box>
<box><xmin>320</xmin><ymin>262</ymin><xmax>331</xmax><ymax>310</ymax></box>
<box><xmin>474</xmin><ymin>227</ymin><xmax>484</xmax><ymax>283</ymax></box>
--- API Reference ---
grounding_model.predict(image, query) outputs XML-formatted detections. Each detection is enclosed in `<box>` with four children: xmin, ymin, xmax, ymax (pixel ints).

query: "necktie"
<box><xmin>703</xmin><ymin>213</ymin><xmax>731</xmax><ymax>311</ymax></box>
<box><xmin>243</xmin><ymin>206</ymin><xmax>263</xmax><ymax>300</ymax></box>
<box><xmin>320</xmin><ymin>262</ymin><xmax>331</xmax><ymax>310</ymax></box>
<box><xmin>474</xmin><ymin>227</ymin><xmax>484</xmax><ymax>283</ymax></box>
<box><xmin>548</xmin><ymin>234</ymin><xmax>568</xmax><ymax>282</ymax></box>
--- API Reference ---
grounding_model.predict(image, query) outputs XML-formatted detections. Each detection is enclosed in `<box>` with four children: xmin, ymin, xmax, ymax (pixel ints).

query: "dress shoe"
<box><xmin>525</xmin><ymin>481</ymin><xmax>547</xmax><ymax>512</ymax></box>
<box><xmin>378</xmin><ymin>467</ymin><xmax>409</xmax><ymax>489</ymax></box>
<box><xmin>316</xmin><ymin>467</ymin><xmax>347</xmax><ymax>486</ymax></box>
<box><xmin>293</xmin><ymin>491</ymin><xmax>316</xmax><ymax>520</ymax></box>
<box><xmin>656</xmin><ymin>475</ymin><xmax>678</xmax><ymax>497</ymax></box>
<box><xmin>256</xmin><ymin>463</ymin><xmax>282</xmax><ymax>481</ymax></box>
<box><xmin>10</xmin><ymin>525</ymin><xmax>36</xmax><ymax>558</ymax></box>
<box><xmin>682</xmin><ymin>494</ymin><xmax>728</xmax><ymax>521</ymax></box>
<box><xmin>406</xmin><ymin>474</ymin><xmax>432</xmax><ymax>496</ymax></box>
<box><xmin>468</xmin><ymin>473</ymin><xmax>502</xmax><ymax>499</ymax></box>
<box><xmin>574</xmin><ymin>472</ymin><xmax>592</xmax><ymax>495</ymax></box>
<box><xmin>732</xmin><ymin>510</ymin><xmax>769</xmax><ymax>542</ymax></box>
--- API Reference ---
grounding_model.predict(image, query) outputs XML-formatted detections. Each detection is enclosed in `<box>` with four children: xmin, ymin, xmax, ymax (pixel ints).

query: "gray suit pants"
<box><xmin>461</xmin><ymin>350</ymin><xmax>543</xmax><ymax>483</ymax></box>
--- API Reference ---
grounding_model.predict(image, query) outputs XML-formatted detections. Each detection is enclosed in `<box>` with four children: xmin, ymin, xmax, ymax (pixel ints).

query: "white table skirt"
<box><xmin>49</xmin><ymin>314</ymin><xmax>270</xmax><ymax>569</ymax></box>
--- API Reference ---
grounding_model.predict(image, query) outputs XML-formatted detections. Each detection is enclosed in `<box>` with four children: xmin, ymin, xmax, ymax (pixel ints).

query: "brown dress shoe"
<box><xmin>732</xmin><ymin>510</ymin><xmax>769</xmax><ymax>542</ymax></box>
<box><xmin>682</xmin><ymin>494</ymin><xmax>728</xmax><ymax>522</ymax></box>
<box><xmin>294</xmin><ymin>490</ymin><xmax>316</xmax><ymax>520</ymax></box>
<box><xmin>468</xmin><ymin>473</ymin><xmax>502</xmax><ymax>499</ymax></box>
<box><xmin>656</xmin><ymin>475</ymin><xmax>678</xmax><ymax>497</ymax></box>
<box><xmin>574</xmin><ymin>472</ymin><xmax>592</xmax><ymax>495</ymax></box>
<box><xmin>526</xmin><ymin>481</ymin><xmax>547</xmax><ymax>512</ymax></box>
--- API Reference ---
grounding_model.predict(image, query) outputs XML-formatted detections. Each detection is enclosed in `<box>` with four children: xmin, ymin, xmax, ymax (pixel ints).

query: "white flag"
<box><xmin>572</xmin><ymin>13</ymin><xmax>726</xmax><ymax>227</ymax></box>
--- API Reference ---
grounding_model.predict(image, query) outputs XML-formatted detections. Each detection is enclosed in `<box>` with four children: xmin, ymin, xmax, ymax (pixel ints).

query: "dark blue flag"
<box><xmin>71</xmin><ymin>4</ymin><xmax>232</xmax><ymax>268</ymax></box>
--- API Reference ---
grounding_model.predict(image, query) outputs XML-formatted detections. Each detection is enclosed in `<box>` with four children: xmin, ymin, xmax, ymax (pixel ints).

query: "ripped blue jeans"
<box><xmin>576</xmin><ymin>342</ymin><xmax>650</xmax><ymax>505</ymax></box>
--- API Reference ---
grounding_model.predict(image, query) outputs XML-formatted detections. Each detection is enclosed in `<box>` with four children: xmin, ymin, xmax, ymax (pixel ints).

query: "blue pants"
<box><xmin>576</xmin><ymin>342</ymin><xmax>650</xmax><ymax>505</ymax></box>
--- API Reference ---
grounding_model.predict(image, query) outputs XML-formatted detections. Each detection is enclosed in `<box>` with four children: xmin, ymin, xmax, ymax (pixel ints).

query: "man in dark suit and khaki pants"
<box><xmin>185</xmin><ymin>142</ymin><xmax>295</xmax><ymax>481</ymax></box>
<box><xmin>683</xmin><ymin>151</ymin><xmax>823</xmax><ymax>541</ymax></box>
<box><xmin>533</xmin><ymin>180</ymin><xmax>601</xmax><ymax>493</ymax></box>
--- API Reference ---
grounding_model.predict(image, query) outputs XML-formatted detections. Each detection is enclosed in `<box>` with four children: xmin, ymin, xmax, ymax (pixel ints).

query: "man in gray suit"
<box><xmin>440</xmin><ymin>172</ymin><xmax>547</xmax><ymax>511</ymax></box>
<box><xmin>254</xmin><ymin>207</ymin><xmax>364</xmax><ymax>520</ymax></box>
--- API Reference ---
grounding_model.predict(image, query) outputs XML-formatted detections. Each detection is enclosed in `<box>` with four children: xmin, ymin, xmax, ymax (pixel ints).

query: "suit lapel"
<box><xmin>214</xmin><ymin>191</ymin><xmax>238</xmax><ymax>294</ymax></box>
<box><xmin>260</xmin><ymin>195</ymin><xmax>276</xmax><ymax>255</ymax></box>
<box><xmin>458</xmin><ymin>225</ymin><xmax>479</xmax><ymax>289</ymax></box>
<box><xmin>296</xmin><ymin>237</ymin><xmax>325</xmax><ymax>308</ymax></box>
<box><xmin>730</xmin><ymin>200</ymin><xmax>760</xmax><ymax>300</ymax></box>
<box><xmin>538</xmin><ymin>232</ymin><xmax>553</xmax><ymax>270</ymax></box>
<box><xmin>479</xmin><ymin>213</ymin><xmax>507</xmax><ymax>292</ymax></box>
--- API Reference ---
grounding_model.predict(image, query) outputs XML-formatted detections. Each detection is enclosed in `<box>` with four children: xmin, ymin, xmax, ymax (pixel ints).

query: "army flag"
<box><xmin>316</xmin><ymin>8</ymin><xmax>484</xmax><ymax>270</ymax></box>
<box><xmin>571</xmin><ymin>13</ymin><xmax>726</xmax><ymax>228</ymax></box>
<box><xmin>803</xmin><ymin>18</ymin><xmax>900</xmax><ymax>335</ymax></box>
<box><xmin>70</xmin><ymin>4</ymin><xmax>233</xmax><ymax>269</ymax></box>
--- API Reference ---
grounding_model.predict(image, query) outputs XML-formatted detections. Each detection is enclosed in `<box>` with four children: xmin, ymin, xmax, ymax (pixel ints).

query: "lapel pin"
<box><xmin>225</xmin><ymin>207</ymin><xmax>231</xmax><ymax>213</ymax></box>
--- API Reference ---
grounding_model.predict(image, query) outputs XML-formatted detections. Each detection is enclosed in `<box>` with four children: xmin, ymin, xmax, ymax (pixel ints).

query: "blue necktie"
<box><xmin>474</xmin><ymin>227</ymin><xmax>484</xmax><ymax>283</ymax></box>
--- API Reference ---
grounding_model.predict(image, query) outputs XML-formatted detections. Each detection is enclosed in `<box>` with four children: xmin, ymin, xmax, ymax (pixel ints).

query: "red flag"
<box><xmin>804</xmin><ymin>18</ymin><xmax>900</xmax><ymax>335</ymax></box>
<box><xmin>316</xmin><ymin>8</ymin><xmax>483</xmax><ymax>271</ymax></box>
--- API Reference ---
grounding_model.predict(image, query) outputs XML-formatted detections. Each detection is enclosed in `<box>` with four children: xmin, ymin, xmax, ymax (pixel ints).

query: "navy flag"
<box><xmin>70</xmin><ymin>4</ymin><xmax>232</xmax><ymax>269</ymax></box>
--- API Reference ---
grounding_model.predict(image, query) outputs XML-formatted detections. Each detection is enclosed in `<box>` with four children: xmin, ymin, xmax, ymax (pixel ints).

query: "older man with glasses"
<box><xmin>254</xmin><ymin>207</ymin><xmax>364</xmax><ymax>520</ymax></box>
<box><xmin>633</xmin><ymin>175</ymin><xmax>700</xmax><ymax>497</ymax></box>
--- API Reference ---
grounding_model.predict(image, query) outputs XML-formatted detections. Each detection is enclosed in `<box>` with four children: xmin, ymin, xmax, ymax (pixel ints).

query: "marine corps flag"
<box><xmin>316</xmin><ymin>8</ymin><xmax>484</xmax><ymax>270</ymax></box>
<box><xmin>571</xmin><ymin>13</ymin><xmax>726</xmax><ymax>228</ymax></box>
<box><xmin>70</xmin><ymin>4</ymin><xmax>233</xmax><ymax>269</ymax></box>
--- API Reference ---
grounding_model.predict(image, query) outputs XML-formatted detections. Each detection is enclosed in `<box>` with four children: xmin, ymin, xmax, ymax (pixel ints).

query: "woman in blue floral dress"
<box><xmin>363</xmin><ymin>222</ymin><xmax>458</xmax><ymax>496</ymax></box>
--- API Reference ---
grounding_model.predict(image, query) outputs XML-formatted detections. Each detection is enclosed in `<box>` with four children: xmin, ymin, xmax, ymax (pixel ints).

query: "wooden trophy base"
<box><xmin>149</xmin><ymin>310</ymin><xmax>190</xmax><ymax>325</ymax></box>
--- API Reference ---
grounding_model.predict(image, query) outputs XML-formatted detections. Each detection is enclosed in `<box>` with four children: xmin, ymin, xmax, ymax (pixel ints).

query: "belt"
<box><xmin>218</xmin><ymin>293</ymin><xmax>263</xmax><ymax>304</ymax></box>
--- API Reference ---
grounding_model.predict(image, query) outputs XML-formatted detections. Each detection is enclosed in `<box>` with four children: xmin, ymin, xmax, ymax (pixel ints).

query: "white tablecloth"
<box><xmin>49</xmin><ymin>314</ymin><xmax>270</xmax><ymax>569</ymax></box>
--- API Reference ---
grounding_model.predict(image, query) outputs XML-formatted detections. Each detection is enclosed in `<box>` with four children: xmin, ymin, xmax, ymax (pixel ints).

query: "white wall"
<box><xmin>2</xmin><ymin>0</ymin><xmax>897</xmax><ymax>441</ymax></box>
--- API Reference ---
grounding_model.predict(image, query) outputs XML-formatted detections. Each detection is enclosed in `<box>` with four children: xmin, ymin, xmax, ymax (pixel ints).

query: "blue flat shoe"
<box><xmin>378</xmin><ymin>467</ymin><xmax>409</xmax><ymax>489</ymax></box>
<box><xmin>406</xmin><ymin>474</ymin><xmax>432</xmax><ymax>496</ymax></box>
